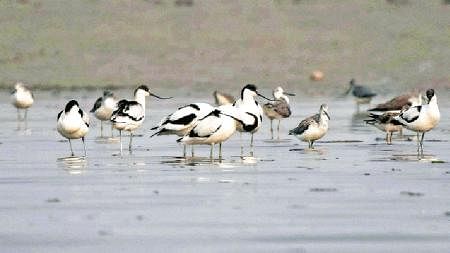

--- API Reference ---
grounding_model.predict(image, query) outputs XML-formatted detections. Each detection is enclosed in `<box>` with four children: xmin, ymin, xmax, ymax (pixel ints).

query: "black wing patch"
<box><xmin>90</xmin><ymin>97</ymin><xmax>102</xmax><ymax>112</ymax></box>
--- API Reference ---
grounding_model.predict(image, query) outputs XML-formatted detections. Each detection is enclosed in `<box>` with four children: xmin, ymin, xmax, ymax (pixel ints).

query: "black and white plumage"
<box><xmin>289</xmin><ymin>104</ymin><xmax>330</xmax><ymax>149</ymax></box>
<box><xmin>57</xmin><ymin>100</ymin><xmax>90</xmax><ymax>156</ymax></box>
<box><xmin>213</xmin><ymin>91</ymin><xmax>235</xmax><ymax>106</ymax></box>
<box><xmin>177</xmin><ymin>104</ymin><xmax>238</xmax><ymax>159</ymax></box>
<box><xmin>345</xmin><ymin>79</ymin><xmax>377</xmax><ymax>112</ymax></box>
<box><xmin>111</xmin><ymin>85</ymin><xmax>172</xmax><ymax>154</ymax></box>
<box><xmin>151</xmin><ymin>102</ymin><xmax>215</xmax><ymax>157</ymax></box>
<box><xmin>233</xmin><ymin>84</ymin><xmax>273</xmax><ymax>156</ymax></box>
<box><xmin>364</xmin><ymin>112</ymin><xmax>403</xmax><ymax>144</ymax></box>
<box><xmin>368</xmin><ymin>93</ymin><xmax>422</xmax><ymax>112</ymax></box>
<box><xmin>90</xmin><ymin>90</ymin><xmax>118</xmax><ymax>137</ymax></box>
<box><xmin>11</xmin><ymin>82</ymin><xmax>34</xmax><ymax>129</ymax></box>
<box><xmin>393</xmin><ymin>89</ymin><xmax>440</xmax><ymax>158</ymax></box>
<box><xmin>263</xmin><ymin>86</ymin><xmax>295</xmax><ymax>139</ymax></box>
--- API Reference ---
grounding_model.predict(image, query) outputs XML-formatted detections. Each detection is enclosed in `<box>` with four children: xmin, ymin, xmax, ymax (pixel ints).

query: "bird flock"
<box><xmin>10</xmin><ymin>79</ymin><xmax>441</xmax><ymax>160</ymax></box>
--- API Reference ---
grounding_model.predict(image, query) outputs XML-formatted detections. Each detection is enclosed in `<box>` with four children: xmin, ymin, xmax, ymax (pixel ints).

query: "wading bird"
<box><xmin>11</xmin><ymin>82</ymin><xmax>34</xmax><ymax>129</ymax></box>
<box><xmin>263</xmin><ymin>86</ymin><xmax>295</xmax><ymax>139</ymax></box>
<box><xmin>345</xmin><ymin>79</ymin><xmax>377</xmax><ymax>112</ymax></box>
<box><xmin>57</xmin><ymin>100</ymin><xmax>90</xmax><ymax>156</ymax></box>
<box><xmin>90</xmin><ymin>90</ymin><xmax>118</xmax><ymax>137</ymax></box>
<box><xmin>289</xmin><ymin>104</ymin><xmax>330</xmax><ymax>149</ymax></box>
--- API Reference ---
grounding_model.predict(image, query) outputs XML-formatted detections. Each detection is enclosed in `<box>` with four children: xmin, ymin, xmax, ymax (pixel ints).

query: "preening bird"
<box><xmin>364</xmin><ymin>112</ymin><xmax>403</xmax><ymax>144</ymax></box>
<box><xmin>11</xmin><ymin>82</ymin><xmax>34</xmax><ymax>129</ymax></box>
<box><xmin>90</xmin><ymin>90</ymin><xmax>118</xmax><ymax>137</ymax></box>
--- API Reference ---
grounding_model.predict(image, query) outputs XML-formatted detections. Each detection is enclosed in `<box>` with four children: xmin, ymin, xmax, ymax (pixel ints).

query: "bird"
<box><xmin>364</xmin><ymin>112</ymin><xmax>403</xmax><ymax>144</ymax></box>
<box><xmin>393</xmin><ymin>89</ymin><xmax>440</xmax><ymax>158</ymax></box>
<box><xmin>90</xmin><ymin>90</ymin><xmax>118</xmax><ymax>138</ymax></box>
<box><xmin>263</xmin><ymin>86</ymin><xmax>295</xmax><ymax>140</ymax></box>
<box><xmin>11</xmin><ymin>82</ymin><xmax>34</xmax><ymax>129</ymax></box>
<box><xmin>368</xmin><ymin>92</ymin><xmax>422</xmax><ymax>112</ymax></box>
<box><xmin>345</xmin><ymin>79</ymin><xmax>377</xmax><ymax>112</ymax></box>
<box><xmin>233</xmin><ymin>84</ymin><xmax>273</xmax><ymax>156</ymax></box>
<box><xmin>111</xmin><ymin>85</ymin><xmax>172</xmax><ymax>155</ymax></box>
<box><xmin>151</xmin><ymin>102</ymin><xmax>215</xmax><ymax>157</ymax></box>
<box><xmin>57</xmin><ymin>100</ymin><xmax>90</xmax><ymax>157</ymax></box>
<box><xmin>289</xmin><ymin>104</ymin><xmax>330</xmax><ymax>149</ymax></box>
<box><xmin>213</xmin><ymin>90</ymin><xmax>235</xmax><ymax>106</ymax></box>
<box><xmin>177</xmin><ymin>104</ymin><xmax>238</xmax><ymax>159</ymax></box>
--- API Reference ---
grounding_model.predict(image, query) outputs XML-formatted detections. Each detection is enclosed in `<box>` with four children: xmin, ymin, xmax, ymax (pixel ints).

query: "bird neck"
<box><xmin>135</xmin><ymin>93</ymin><xmax>147</xmax><ymax>109</ymax></box>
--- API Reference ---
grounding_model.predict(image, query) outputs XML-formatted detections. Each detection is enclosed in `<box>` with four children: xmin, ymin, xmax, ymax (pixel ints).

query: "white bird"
<box><xmin>233</xmin><ymin>84</ymin><xmax>273</xmax><ymax>156</ymax></box>
<box><xmin>364</xmin><ymin>112</ymin><xmax>403</xmax><ymax>144</ymax></box>
<box><xmin>151</xmin><ymin>103</ymin><xmax>215</xmax><ymax>157</ymax></box>
<box><xmin>90</xmin><ymin>90</ymin><xmax>118</xmax><ymax>137</ymax></box>
<box><xmin>11</xmin><ymin>82</ymin><xmax>34</xmax><ymax>129</ymax></box>
<box><xmin>394</xmin><ymin>89</ymin><xmax>440</xmax><ymax>158</ymax></box>
<box><xmin>177</xmin><ymin>104</ymin><xmax>238</xmax><ymax>159</ymax></box>
<box><xmin>289</xmin><ymin>104</ymin><xmax>330</xmax><ymax>149</ymax></box>
<box><xmin>111</xmin><ymin>85</ymin><xmax>172</xmax><ymax>154</ymax></box>
<box><xmin>57</xmin><ymin>100</ymin><xmax>90</xmax><ymax>156</ymax></box>
<box><xmin>263</xmin><ymin>86</ymin><xmax>295</xmax><ymax>139</ymax></box>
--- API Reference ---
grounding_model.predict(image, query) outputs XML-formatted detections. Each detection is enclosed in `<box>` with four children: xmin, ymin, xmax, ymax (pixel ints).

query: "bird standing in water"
<box><xmin>90</xmin><ymin>90</ymin><xmax>118</xmax><ymax>138</ymax></box>
<box><xmin>263</xmin><ymin>86</ymin><xmax>295</xmax><ymax>140</ymax></box>
<box><xmin>289</xmin><ymin>104</ymin><xmax>330</xmax><ymax>149</ymax></box>
<box><xmin>11</xmin><ymin>82</ymin><xmax>34</xmax><ymax>130</ymax></box>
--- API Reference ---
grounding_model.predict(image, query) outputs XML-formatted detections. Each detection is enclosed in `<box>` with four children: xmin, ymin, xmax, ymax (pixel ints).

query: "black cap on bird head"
<box><xmin>134</xmin><ymin>85</ymin><xmax>150</xmax><ymax>95</ymax></box>
<box><xmin>241</xmin><ymin>84</ymin><xmax>257</xmax><ymax>99</ymax></box>
<box><xmin>426</xmin><ymin>89</ymin><xmax>435</xmax><ymax>101</ymax></box>
<box><xmin>65</xmin><ymin>100</ymin><xmax>79</xmax><ymax>113</ymax></box>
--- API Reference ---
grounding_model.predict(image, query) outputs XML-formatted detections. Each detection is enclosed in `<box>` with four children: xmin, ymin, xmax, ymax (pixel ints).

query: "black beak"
<box><xmin>257</xmin><ymin>93</ymin><xmax>275</xmax><ymax>101</ymax></box>
<box><xmin>150</xmin><ymin>93</ymin><xmax>173</xmax><ymax>99</ymax></box>
<box><xmin>324</xmin><ymin>111</ymin><xmax>331</xmax><ymax>120</ymax></box>
<box><xmin>284</xmin><ymin>92</ymin><xmax>296</xmax><ymax>96</ymax></box>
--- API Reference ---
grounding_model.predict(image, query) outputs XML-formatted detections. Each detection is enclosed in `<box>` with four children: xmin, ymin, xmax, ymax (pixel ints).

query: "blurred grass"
<box><xmin>0</xmin><ymin>0</ymin><xmax>449</xmax><ymax>94</ymax></box>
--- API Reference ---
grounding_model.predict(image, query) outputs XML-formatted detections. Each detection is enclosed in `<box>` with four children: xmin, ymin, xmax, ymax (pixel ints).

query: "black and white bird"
<box><xmin>111</xmin><ymin>85</ymin><xmax>172</xmax><ymax>154</ymax></box>
<box><xmin>263</xmin><ymin>86</ymin><xmax>295</xmax><ymax>139</ymax></box>
<box><xmin>213</xmin><ymin>90</ymin><xmax>235</xmax><ymax>106</ymax></box>
<box><xmin>393</xmin><ymin>89</ymin><xmax>440</xmax><ymax>157</ymax></box>
<box><xmin>233</xmin><ymin>84</ymin><xmax>273</xmax><ymax>156</ymax></box>
<box><xmin>11</xmin><ymin>82</ymin><xmax>34</xmax><ymax>129</ymax></box>
<box><xmin>289</xmin><ymin>104</ymin><xmax>330</xmax><ymax>149</ymax></box>
<box><xmin>90</xmin><ymin>90</ymin><xmax>118</xmax><ymax>137</ymax></box>
<box><xmin>177</xmin><ymin>104</ymin><xmax>239</xmax><ymax>159</ymax></box>
<box><xmin>57</xmin><ymin>100</ymin><xmax>90</xmax><ymax>157</ymax></box>
<box><xmin>345</xmin><ymin>79</ymin><xmax>377</xmax><ymax>112</ymax></box>
<box><xmin>368</xmin><ymin>92</ymin><xmax>422</xmax><ymax>112</ymax></box>
<box><xmin>364</xmin><ymin>112</ymin><xmax>403</xmax><ymax>144</ymax></box>
<box><xmin>151</xmin><ymin>102</ymin><xmax>215</xmax><ymax>157</ymax></box>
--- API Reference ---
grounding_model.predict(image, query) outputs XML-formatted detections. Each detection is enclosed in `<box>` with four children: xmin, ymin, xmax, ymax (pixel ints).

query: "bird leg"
<box><xmin>388</xmin><ymin>132</ymin><xmax>393</xmax><ymax>145</ymax></box>
<box><xmin>119</xmin><ymin>130</ymin><xmax>123</xmax><ymax>156</ymax></box>
<box><xmin>69</xmin><ymin>139</ymin><xmax>74</xmax><ymax>157</ymax></box>
<box><xmin>191</xmin><ymin>146</ymin><xmax>195</xmax><ymax>157</ymax></box>
<box><xmin>100</xmin><ymin>121</ymin><xmax>104</xmax><ymax>137</ymax></box>
<box><xmin>277</xmin><ymin>120</ymin><xmax>281</xmax><ymax>140</ymax></box>
<box><xmin>420</xmin><ymin>132</ymin><xmax>425</xmax><ymax>158</ymax></box>
<box><xmin>110</xmin><ymin>124</ymin><xmax>114</xmax><ymax>138</ymax></box>
<box><xmin>183</xmin><ymin>145</ymin><xmax>187</xmax><ymax>158</ymax></box>
<box><xmin>129</xmin><ymin>132</ymin><xmax>133</xmax><ymax>152</ymax></box>
<box><xmin>218</xmin><ymin>142</ymin><xmax>222</xmax><ymax>160</ymax></box>
<box><xmin>270</xmin><ymin>119</ymin><xmax>274</xmax><ymax>140</ymax></box>
<box><xmin>82</xmin><ymin>137</ymin><xmax>87</xmax><ymax>157</ymax></box>
<box><xmin>250</xmin><ymin>133</ymin><xmax>254</xmax><ymax>157</ymax></box>
<box><xmin>416</xmin><ymin>132</ymin><xmax>420</xmax><ymax>158</ymax></box>
<box><xmin>24</xmin><ymin>109</ymin><xmax>28</xmax><ymax>130</ymax></box>
<box><xmin>240</xmin><ymin>132</ymin><xmax>244</xmax><ymax>157</ymax></box>
<box><xmin>209</xmin><ymin>144</ymin><xmax>214</xmax><ymax>159</ymax></box>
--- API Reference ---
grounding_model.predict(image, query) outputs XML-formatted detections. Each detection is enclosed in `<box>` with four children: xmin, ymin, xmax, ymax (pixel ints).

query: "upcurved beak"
<box><xmin>150</xmin><ymin>93</ymin><xmax>173</xmax><ymax>99</ymax></box>
<box><xmin>283</xmin><ymin>92</ymin><xmax>296</xmax><ymax>96</ymax></box>
<box><xmin>257</xmin><ymin>93</ymin><xmax>275</xmax><ymax>101</ymax></box>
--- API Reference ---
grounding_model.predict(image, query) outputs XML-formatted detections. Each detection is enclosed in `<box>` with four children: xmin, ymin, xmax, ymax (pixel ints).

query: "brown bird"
<box><xmin>368</xmin><ymin>93</ymin><xmax>422</xmax><ymax>112</ymax></box>
<box><xmin>213</xmin><ymin>91</ymin><xmax>235</xmax><ymax>106</ymax></box>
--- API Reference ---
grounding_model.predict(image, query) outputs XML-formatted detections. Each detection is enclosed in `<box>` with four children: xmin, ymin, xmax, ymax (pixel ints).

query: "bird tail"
<box><xmin>150</xmin><ymin>130</ymin><xmax>162</xmax><ymax>138</ymax></box>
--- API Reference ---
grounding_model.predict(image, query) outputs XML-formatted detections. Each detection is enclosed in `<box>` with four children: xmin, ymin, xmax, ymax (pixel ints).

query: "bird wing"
<box><xmin>354</xmin><ymin>86</ymin><xmax>377</xmax><ymax>98</ymax></box>
<box><xmin>188</xmin><ymin>110</ymin><xmax>222</xmax><ymax>138</ymax></box>
<box><xmin>398</xmin><ymin>105</ymin><xmax>421</xmax><ymax>123</ymax></box>
<box><xmin>111</xmin><ymin>101</ymin><xmax>144</xmax><ymax>122</ymax></box>
<box><xmin>273</xmin><ymin>101</ymin><xmax>291</xmax><ymax>118</ymax></box>
<box><xmin>289</xmin><ymin>114</ymin><xmax>319</xmax><ymax>135</ymax></box>
<box><xmin>368</xmin><ymin>94</ymin><xmax>411</xmax><ymax>111</ymax></box>
<box><xmin>90</xmin><ymin>97</ymin><xmax>103</xmax><ymax>112</ymax></box>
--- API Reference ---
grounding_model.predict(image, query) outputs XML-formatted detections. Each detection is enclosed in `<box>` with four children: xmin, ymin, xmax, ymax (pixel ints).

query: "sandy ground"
<box><xmin>0</xmin><ymin>89</ymin><xmax>449</xmax><ymax>252</ymax></box>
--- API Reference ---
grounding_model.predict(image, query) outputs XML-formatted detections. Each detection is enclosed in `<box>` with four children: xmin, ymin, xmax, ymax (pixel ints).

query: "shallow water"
<box><xmin>0</xmin><ymin>89</ymin><xmax>449</xmax><ymax>252</ymax></box>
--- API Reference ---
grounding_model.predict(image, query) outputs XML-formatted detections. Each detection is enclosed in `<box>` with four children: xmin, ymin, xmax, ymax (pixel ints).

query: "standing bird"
<box><xmin>151</xmin><ymin>102</ymin><xmax>215</xmax><ymax>157</ymax></box>
<box><xmin>213</xmin><ymin>91</ymin><xmax>235</xmax><ymax>106</ymax></box>
<box><xmin>263</xmin><ymin>86</ymin><xmax>296</xmax><ymax>139</ymax></box>
<box><xmin>368</xmin><ymin>92</ymin><xmax>422</xmax><ymax>112</ymax></box>
<box><xmin>393</xmin><ymin>89</ymin><xmax>440</xmax><ymax>158</ymax></box>
<box><xmin>111</xmin><ymin>85</ymin><xmax>172</xmax><ymax>155</ymax></box>
<box><xmin>177</xmin><ymin>105</ymin><xmax>238</xmax><ymax>159</ymax></box>
<box><xmin>345</xmin><ymin>79</ymin><xmax>377</xmax><ymax>112</ymax></box>
<box><xmin>57</xmin><ymin>100</ymin><xmax>90</xmax><ymax>157</ymax></box>
<box><xmin>364</xmin><ymin>112</ymin><xmax>403</xmax><ymax>144</ymax></box>
<box><xmin>289</xmin><ymin>104</ymin><xmax>330</xmax><ymax>149</ymax></box>
<box><xmin>233</xmin><ymin>84</ymin><xmax>273</xmax><ymax>156</ymax></box>
<box><xmin>90</xmin><ymin>90</ymin><xmax>118</xmax><ymax>137</ymax></box>
<box><xmin>11</xmin><ymin>82</ymin><xmax>34</xmax><ymax>129</ymax></box>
